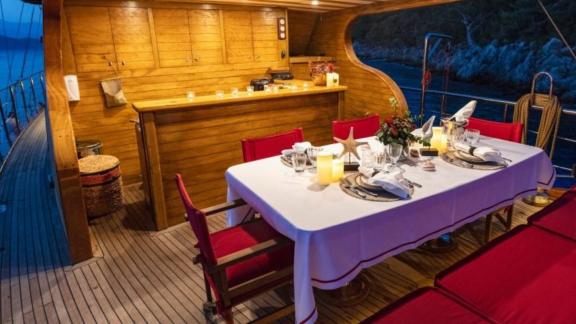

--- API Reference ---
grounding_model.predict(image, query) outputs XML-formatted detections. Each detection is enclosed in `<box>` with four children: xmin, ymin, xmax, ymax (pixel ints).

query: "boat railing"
<box><xmin>0</xmin><ymin>71</ymin><xmax>46</xmax><ymax>167</ymax></box>
<box><xmin>401</xmin><ymin>85</ymin><xmax>576</xmax><ymax>177</ymax></box>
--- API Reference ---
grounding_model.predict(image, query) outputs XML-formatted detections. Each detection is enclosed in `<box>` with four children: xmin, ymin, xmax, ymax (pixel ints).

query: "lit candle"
<box><xmin>430</xmin><ymin>127</ymin><xmax>446</xmax><ymax>153</ymax></box>
<box><xmin>332</xmin><ymin>159</ymin><xmax>344</xmax><ymax>182</ymax></box>
<box><xmin>317</xmin><ymin>152</ymin><xmax>333</xmax><ymax>185</ymax></box>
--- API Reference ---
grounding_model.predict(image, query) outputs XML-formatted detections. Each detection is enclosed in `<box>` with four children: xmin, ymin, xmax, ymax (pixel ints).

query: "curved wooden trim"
<box><xmin>44</xmin><ymin>0</ymin><xmax>93</xmax><ymax>263</ymax></box>
<box><xmin>342</xmin><ymin>14</ymin><xmax>409</xmax><ymax>111</ymax></box>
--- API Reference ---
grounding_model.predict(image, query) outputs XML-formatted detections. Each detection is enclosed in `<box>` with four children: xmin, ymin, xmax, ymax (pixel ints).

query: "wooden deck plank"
<box><xmin>0</xmin><ymin>112</ymin><xmax>545</xmax><ymax>323</ymax></box>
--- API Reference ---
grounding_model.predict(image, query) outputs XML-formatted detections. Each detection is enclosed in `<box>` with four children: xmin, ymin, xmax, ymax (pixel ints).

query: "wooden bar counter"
<box><xmin>133</xmin><ymin>81</ymin><xmax>347</xmax><ymax>229</ymax></box>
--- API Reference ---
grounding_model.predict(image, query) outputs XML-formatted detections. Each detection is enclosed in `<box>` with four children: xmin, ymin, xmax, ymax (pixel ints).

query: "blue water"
<box><xmin>366</xmin><ymin>60</ymin><xmax>575</xmax><ymax>187</ymax></box>
<box><xmin>0</xmin><ymin>49</ymin><xmax>44</xmax><ymax>88</ymax></box>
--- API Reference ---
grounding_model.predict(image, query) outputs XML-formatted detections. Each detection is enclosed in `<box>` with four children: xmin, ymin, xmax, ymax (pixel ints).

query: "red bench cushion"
<box><xmin>363</xmin><ymin>288</ymin><xmax>489</xmax><ymax>324</ymax></box>
<box><xmin>210</xmin><ymin>220</ymin><xmax>293</xmax><ymax>287</ymax></box>
<box><xmin>437</xmin><ymin>226</ymin><xmax>576</xmax><ymax>324</ymax></box>
<box><xmin>530</xmin><ymin>186</ymin><xmax>576</xmax><ymax>241</ymax></box>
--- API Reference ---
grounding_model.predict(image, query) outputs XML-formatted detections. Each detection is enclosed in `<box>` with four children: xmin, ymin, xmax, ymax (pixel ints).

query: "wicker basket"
<box><xmin>79</xmin><ymin>155</ymin><xmax>123</xmax><ymax>219</ymax></box>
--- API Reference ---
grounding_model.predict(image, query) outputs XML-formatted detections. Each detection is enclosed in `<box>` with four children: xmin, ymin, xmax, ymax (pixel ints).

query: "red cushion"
<box><xmin>210</xmin><ymin>220</ymin><xmax>293</xmax><ymax>287</ymax></box>
<box><xmin>467</xmin><ymin>117</ymin><xmax>523</xmax><ymax>143</ymax></box>
<box><xmin>530</xmin><ymin>186</ymin><xmax>576</xmax><ymax>241</ymax></box>
<box><xmin>437</xmin><ymin>226</ymin><xmax>576</xmax><ymax>324</ymax></box>
<box><xmin>332</xmin><ymin>115</ymin><xmax>380</xmax><ymax>140</ymax></box>
<box><xmin>363</xmin><ymin>288</ymin><xmax>489</xmax><ymax>324</ymax></box>
<box><xmin>241</xmin><ymin>128</ymin><xmax>304</xmax><ymax>162</ymax></box>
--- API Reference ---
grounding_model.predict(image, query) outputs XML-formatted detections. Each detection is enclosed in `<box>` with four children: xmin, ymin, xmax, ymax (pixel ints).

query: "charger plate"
<box><xmin>442</xmin><ymin>152</ymin><xmax>507</xmax><ymax>170</ymax></box>
<box><xmin>339</xmin><ymin>174</ymin><xmax>412</xmax><ymax>202</ymax></box>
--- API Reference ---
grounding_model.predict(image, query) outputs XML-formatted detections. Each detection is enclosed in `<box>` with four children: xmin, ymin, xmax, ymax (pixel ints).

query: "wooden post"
<box><xmin>44</xmin><ymin>0</ymin><xmax>93</xmax><ymax>263</ymax></box>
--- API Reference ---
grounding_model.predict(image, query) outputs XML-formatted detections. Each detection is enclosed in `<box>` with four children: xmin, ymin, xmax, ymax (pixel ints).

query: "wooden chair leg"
<box><xmin>505</xmin><ymin>205</ymin><xmax>514</xmax><ymax>230</ymax></box>
<box><xmin>222</xmin><ymin>309</ymin><xmax>234</xmax><ymax>324</ymax></box>
<box><xmin>484</xmin><ymin>213</ymin><xmax>493</xmax><ymax>244</ymax></box>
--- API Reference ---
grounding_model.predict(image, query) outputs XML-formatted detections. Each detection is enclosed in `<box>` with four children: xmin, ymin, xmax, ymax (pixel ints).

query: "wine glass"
<box><xmin>387</xmin><ymin>143</ymin><xmax>403</xmax><ymax>171</ymax></box>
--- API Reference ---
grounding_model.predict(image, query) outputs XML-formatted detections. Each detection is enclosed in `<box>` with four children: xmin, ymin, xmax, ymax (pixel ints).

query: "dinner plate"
<box><xmin>454</xmin><ymin>150</ymin><xmax>489</xmax><ymax>164</ymax></box>
<box><xmin>356</xmin><ymin>174</ymin><xmax>387</xmax><ymax>192</ymax></box>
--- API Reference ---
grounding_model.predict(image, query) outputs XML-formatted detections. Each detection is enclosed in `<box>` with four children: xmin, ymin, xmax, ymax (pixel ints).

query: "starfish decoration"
<box><xmin>334</xmin><ymin>127</ymin><xmax>369</xmax><ymax>160</ymax></box>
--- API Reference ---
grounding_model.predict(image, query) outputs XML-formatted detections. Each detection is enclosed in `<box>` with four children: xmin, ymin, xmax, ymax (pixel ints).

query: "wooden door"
<box><xmin>66</xmin><ymin>6</ymin><xmax>117</xmax><ymax>73</ymax></box>
<box><xmin>251</xmin><ymin>11</ymin><xmax>282</xmax><ymax>64</ymax></box>
<box><xmin>109</xmin><ymin>7</ymin><xmax>156</xmax><ymax>70</ymax></box>
<box><xmin>153</xmin><ymin>9</ymin><xmax>193</xmax><ymax>68</ymax></box>
<box><xmin>188</xmin><ymin>9</ymin><xmax>224</xmax><ymax>65</ymax></box>
<box><xmin>223</xmin><ymin>10</ymin><xmax>254</xmax><ymax>64</ymax></box>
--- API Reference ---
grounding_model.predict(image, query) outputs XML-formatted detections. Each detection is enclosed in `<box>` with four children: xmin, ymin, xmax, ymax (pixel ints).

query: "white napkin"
<box><xmin>411</xmin><ymin>115</ymin><xmax>436</xmax><ymax>141</ymax></box>
<box><xmin>454</xmin><ymin>142</ymin><xmax>504</xmax><ymax>164</ymax></box>
<box><xmin>292</xmin><ymin>142</ymin><xmax>312</xmax><ymax>153</ymax></box>
<box><xmin>358</xmin><ymin>167</ymin><xmax>412</xmax><ymax>199</ymax></box>
<box><xmin>451</xmin><ymin>100</ymin><xmax>477</xmax><ymax>123</ymax></box>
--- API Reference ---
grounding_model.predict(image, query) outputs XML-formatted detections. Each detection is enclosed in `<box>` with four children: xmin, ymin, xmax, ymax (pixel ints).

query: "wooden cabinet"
<box><xmin>66</xmin><ymin>6</ymin><xmax>117</xmax><ymax>73</ymax></box>
<box><xmin>251</xmin><ymin>11</ymin><xmax>284</xmax><ymax>63</ymax></box>
<box><xmin>153</xmin><ymin>9</ymin><xmax>193</xmax><ymax>68</ymax></box>
<box><xmin>189</xmin><ymin>10</ymin><xmax>225</xmax><ymax>65</ymax></box>
<box><xmin>67</xmin><ymin>6</ymin><xmax>155</xmax><ymax>72</ymax></box>
<box><xmin>223</xmin><ymin>11</ymin><xmax>254</xmax><ymax>64</ymax></box>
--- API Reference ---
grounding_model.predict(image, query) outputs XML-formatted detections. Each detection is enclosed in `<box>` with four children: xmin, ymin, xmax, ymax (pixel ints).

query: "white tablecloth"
<box><xmin>225</xmin><ymin>137</ymin><xmax>555</xmax><ymax>323</ymax></box>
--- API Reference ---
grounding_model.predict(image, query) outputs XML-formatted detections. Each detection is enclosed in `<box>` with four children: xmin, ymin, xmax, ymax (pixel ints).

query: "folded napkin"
<box><xmin>292</xmin><ymin>142</ymin><xmax>312</xmax><ymax>153</ymax></box>
<box><xmin>451</xmin><ymin>100</ymin><xmax>477</xmax><ymax>123</ymax></box>
<box><xmin>411</xmin><ymin>115</ymin><xmax>436</xmax><ymax>141</ymax></box>
<box><xmin>358</xmin><ymin>167</ymin><xmax>412</xmax><ymax>199</ymax></box>
<box><xmin>454</xmin><ymin>142</ymin><xmax>504</xmax><ymax>164</ymax></box>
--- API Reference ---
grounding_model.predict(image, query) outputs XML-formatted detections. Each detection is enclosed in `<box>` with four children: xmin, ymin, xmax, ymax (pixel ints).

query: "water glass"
<box><xmin>246</xmin><ymin>86</ymin><xmax>255</xmax><ymax>96</ymax></box>
<box><xmin>215</xmin><ymin>90</ymin><xmax>224</xmax><ymax>98</ymax></box>
<box><xmin>231</xmin><ymin>88</ymin><xmax>239</xmax><ymax>97</ymax></box>
<box><xmin>306</xmin><ymin>147</ymin><xmax>322</xmax><ymax>168</ymax></box>
<box><xmin>263</xmin><ymin>85</ymin><xmax>271</xmax><ymax>93</ymax></box>
<box><xmin>186</xmin><ymin>91</ymin><xmax>195</xmax><ymax>101</ymax></box>
<box><xmin>465</xmin><ymin>129</ymin><xmax>481</xmax><ymax>145</ymax></box>
<box><xmin>387</xmin><ymin>143</ymin><xmax>403</xmax><ymax>169</ymax></box>
<box><xmin>360</xmin><ymin>146</ymin><xmax>376</xmax><ymax>168</ymax></box>
<box><xmin>291</xmin><ymin>152</ymin><xmax>307</xmax><ymax>173</ymax></box>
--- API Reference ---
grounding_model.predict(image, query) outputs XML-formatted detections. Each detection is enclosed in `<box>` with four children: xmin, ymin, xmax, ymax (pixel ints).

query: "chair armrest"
<box><xmin>211</xmin><ymin>236</ymin><xmax>292</xmax><ymax>272</ymax></box>
<box><xmin>201</xmin><ymin>199</ymin><xmax>246</xmax><ymax>217</ymax></box>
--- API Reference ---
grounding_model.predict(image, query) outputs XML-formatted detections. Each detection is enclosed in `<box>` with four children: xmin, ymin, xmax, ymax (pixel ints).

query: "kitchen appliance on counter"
<box><xmin>267</xmin><ymin>68</ymin><xmax>294</xmax><ymax>81</ymax></box>
<box><xmin>250</xmin><ymin>78</ymin><xmax>272</xmax><ymax>91</ymax></box>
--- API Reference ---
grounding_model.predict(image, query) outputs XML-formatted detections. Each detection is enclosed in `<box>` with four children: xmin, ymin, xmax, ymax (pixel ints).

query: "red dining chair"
<box><xmin>175</xmin><ymin>174</ymin><xmax>294</xmax><ymax>323</ymax></box>
<box><xmin>332</xmin><ymin>114</ymin><xmax>381</xmax><ymax>140</ymax></box>
<box><xmin>465</xmin><ymin>118</ymin><xmax>523</xmax><ymax>243</ymax></box>
<box><xmin>241</xmin><ymin>128</ymin><xmax>304</xmax><ymax>162</ymax></box>
<box><xmin>467</xmin><ymin>117</ymin><xmax>523</xmax><ymax>143</ymax></box>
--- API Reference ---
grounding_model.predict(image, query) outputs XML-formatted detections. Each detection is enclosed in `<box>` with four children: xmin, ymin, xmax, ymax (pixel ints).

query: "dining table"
<box><xmin>225</xmin><ymin>136</ymin><xmax>556</xmax><ymax>323</ymax></box>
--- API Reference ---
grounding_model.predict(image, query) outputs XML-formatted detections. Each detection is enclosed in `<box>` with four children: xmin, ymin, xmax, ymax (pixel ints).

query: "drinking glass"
<box><xmin>186</xmin><ymin>91</ymin><xmax>195</xmax><ymax>101</ymax></box>
<box><xmin>465</xmin><ymin>129</ymin><xmax>481</xmax><ymax>145</ymax></box>
<box><xmin>291</xmin><ymin>152</ymin><xmax>307</xmax><ymax>173</ymax></box>
<box><xmin>231</xmin><ymin>88</ymin><xmax>239</xmax><ymax>97</ymax></box>
<box><xmin>387</xmin><ymin>143</ymin><xmax>403</xmax><ymax>170</ymax></box>
<box><xmin>263</xmin><ymin>85</ymin><xmax>271</xmax><ymax>93</ymax></box>
<box><xmin>306</xmin><ymin>147</ymin><xmax>322</xmax><ymax>168</ymax></box>
<box><xmin>215</xmin><ymin>90</ymin><xmax>224</xmax><ymax>98</ymax></box>
<box><xmin>246</xmin><ymin>86</ymin><xmax>255</xmax><ymax>96</ymax></box>
<box><xmin>360</xmin><ymin>146</ymin><xmax>376</xmax><ymax>168</ymax></box>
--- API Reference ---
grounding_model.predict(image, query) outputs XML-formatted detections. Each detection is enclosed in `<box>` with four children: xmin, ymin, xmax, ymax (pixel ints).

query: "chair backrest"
<box><xmin>332</xmin><ymin>114</ymin><xmax>381</xmax><ymax>140</ymax></box>
<box><xmin>175</xmin><ymin>174</ymin><xmax>217</xmax><ymax>265</ymax></box>
<box><xmin>467</xmin><ymin>117</ymin><xmax>523</xmax><ymax>143</ymax></box>
<box><xmin>241</xmin><ymin>128</ymin><xmax>304</xmax><ymax>162</ymax></box>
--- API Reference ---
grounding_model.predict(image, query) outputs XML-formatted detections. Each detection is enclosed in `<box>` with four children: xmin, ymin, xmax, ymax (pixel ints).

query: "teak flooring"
<box><xmin>0</xmin><ymin>113</ymin><xmax>542</xmax><ymax>323</ymax></box>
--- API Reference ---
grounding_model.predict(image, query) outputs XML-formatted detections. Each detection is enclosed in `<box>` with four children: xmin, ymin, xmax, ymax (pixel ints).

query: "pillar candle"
<box><xmin>317</xmin><ymin>152</ymin><xmax>333</xmax><ymax>185</ymax></box>
<box><xmin>332</xmin><ymin>159</ymin><xmax>344</xmax><ymax>182</ymax></box>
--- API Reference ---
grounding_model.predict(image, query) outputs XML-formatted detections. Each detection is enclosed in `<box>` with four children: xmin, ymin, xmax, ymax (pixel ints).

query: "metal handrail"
<box><xmin>401</xmin><ymin>85</ymin><xmax>576</xmax><ymax>175</ymax></box>
<box><xmin>0</xmin><ymin>71</ymin><xmax>45</xmax><ymax>166</ymax></box>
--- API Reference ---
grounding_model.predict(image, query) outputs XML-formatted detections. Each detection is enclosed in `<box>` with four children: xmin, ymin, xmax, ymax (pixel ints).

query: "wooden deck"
<box><xmin>0</xmin><ymin>112</ymin><xmax>542</xmax><ymax>323</ymax></box>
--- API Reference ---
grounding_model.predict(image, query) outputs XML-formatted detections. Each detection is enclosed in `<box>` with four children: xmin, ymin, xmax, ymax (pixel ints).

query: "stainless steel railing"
<box><xmin>0</xmin><ymin>71</ymin><xmax>46</xmax><ymax>166</ymax></box>
<box><xmin>401</xmin><ymin>85</ymin><xmax>576</xmax><ymax>177</ymax></box>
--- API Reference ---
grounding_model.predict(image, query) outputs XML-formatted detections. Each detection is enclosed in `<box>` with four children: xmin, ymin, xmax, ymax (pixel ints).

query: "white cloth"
<box><xmin>358</xmin><ymin>167</ymin><xmax>411</xmax><ymax>199</ymax></box>
<box><xmin>293</xmin><ymin>142</ymin><xmax>312</xmax><ymax>153</ymax></box>
<box><xmin>454</xmin><ymin>142</ymin><xmax>505</xmax><ymax>164</ymax></box>
<box><xmin>451</xmin><ymin>100</ymin><xmax>477</xmax><ymax>123</ymax></box>
<box><xmin>225</xmin><ymin>136</ymin><xmax>555</xmax><ymax>323</ymax></box>
<box><xmin>411</xmin><ymin>115</ymin><xmax>436</xmax><ymax>141</ymax></box>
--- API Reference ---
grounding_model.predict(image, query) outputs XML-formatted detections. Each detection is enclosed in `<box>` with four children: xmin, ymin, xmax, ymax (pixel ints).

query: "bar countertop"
<box><xmin>132</xmin><ymin>80</ymin><xmax>346</xmax><ymax>113</ymax></box>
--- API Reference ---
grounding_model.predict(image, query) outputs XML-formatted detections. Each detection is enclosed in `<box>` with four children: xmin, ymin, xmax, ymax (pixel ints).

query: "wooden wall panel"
<box><xmin>287</xmin><ymin>10</ymin><xmax>319</xmax><ymax>56</ymax></box>
<box><xmin>63</xmin><ymin>1</ymin><xmax>289</xmax><ymax>185</ymax></box>
<box><xmin>223</xmin><ymin>10</ymin><xmax>254</xmax><ymax>63</ymax></box>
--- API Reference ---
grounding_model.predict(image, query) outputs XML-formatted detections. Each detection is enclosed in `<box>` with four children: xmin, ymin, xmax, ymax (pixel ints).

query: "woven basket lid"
<box><xmin>79</xmin><ymin>155</ymin><xmax>120</xmax><ymax>175</ymax></box>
